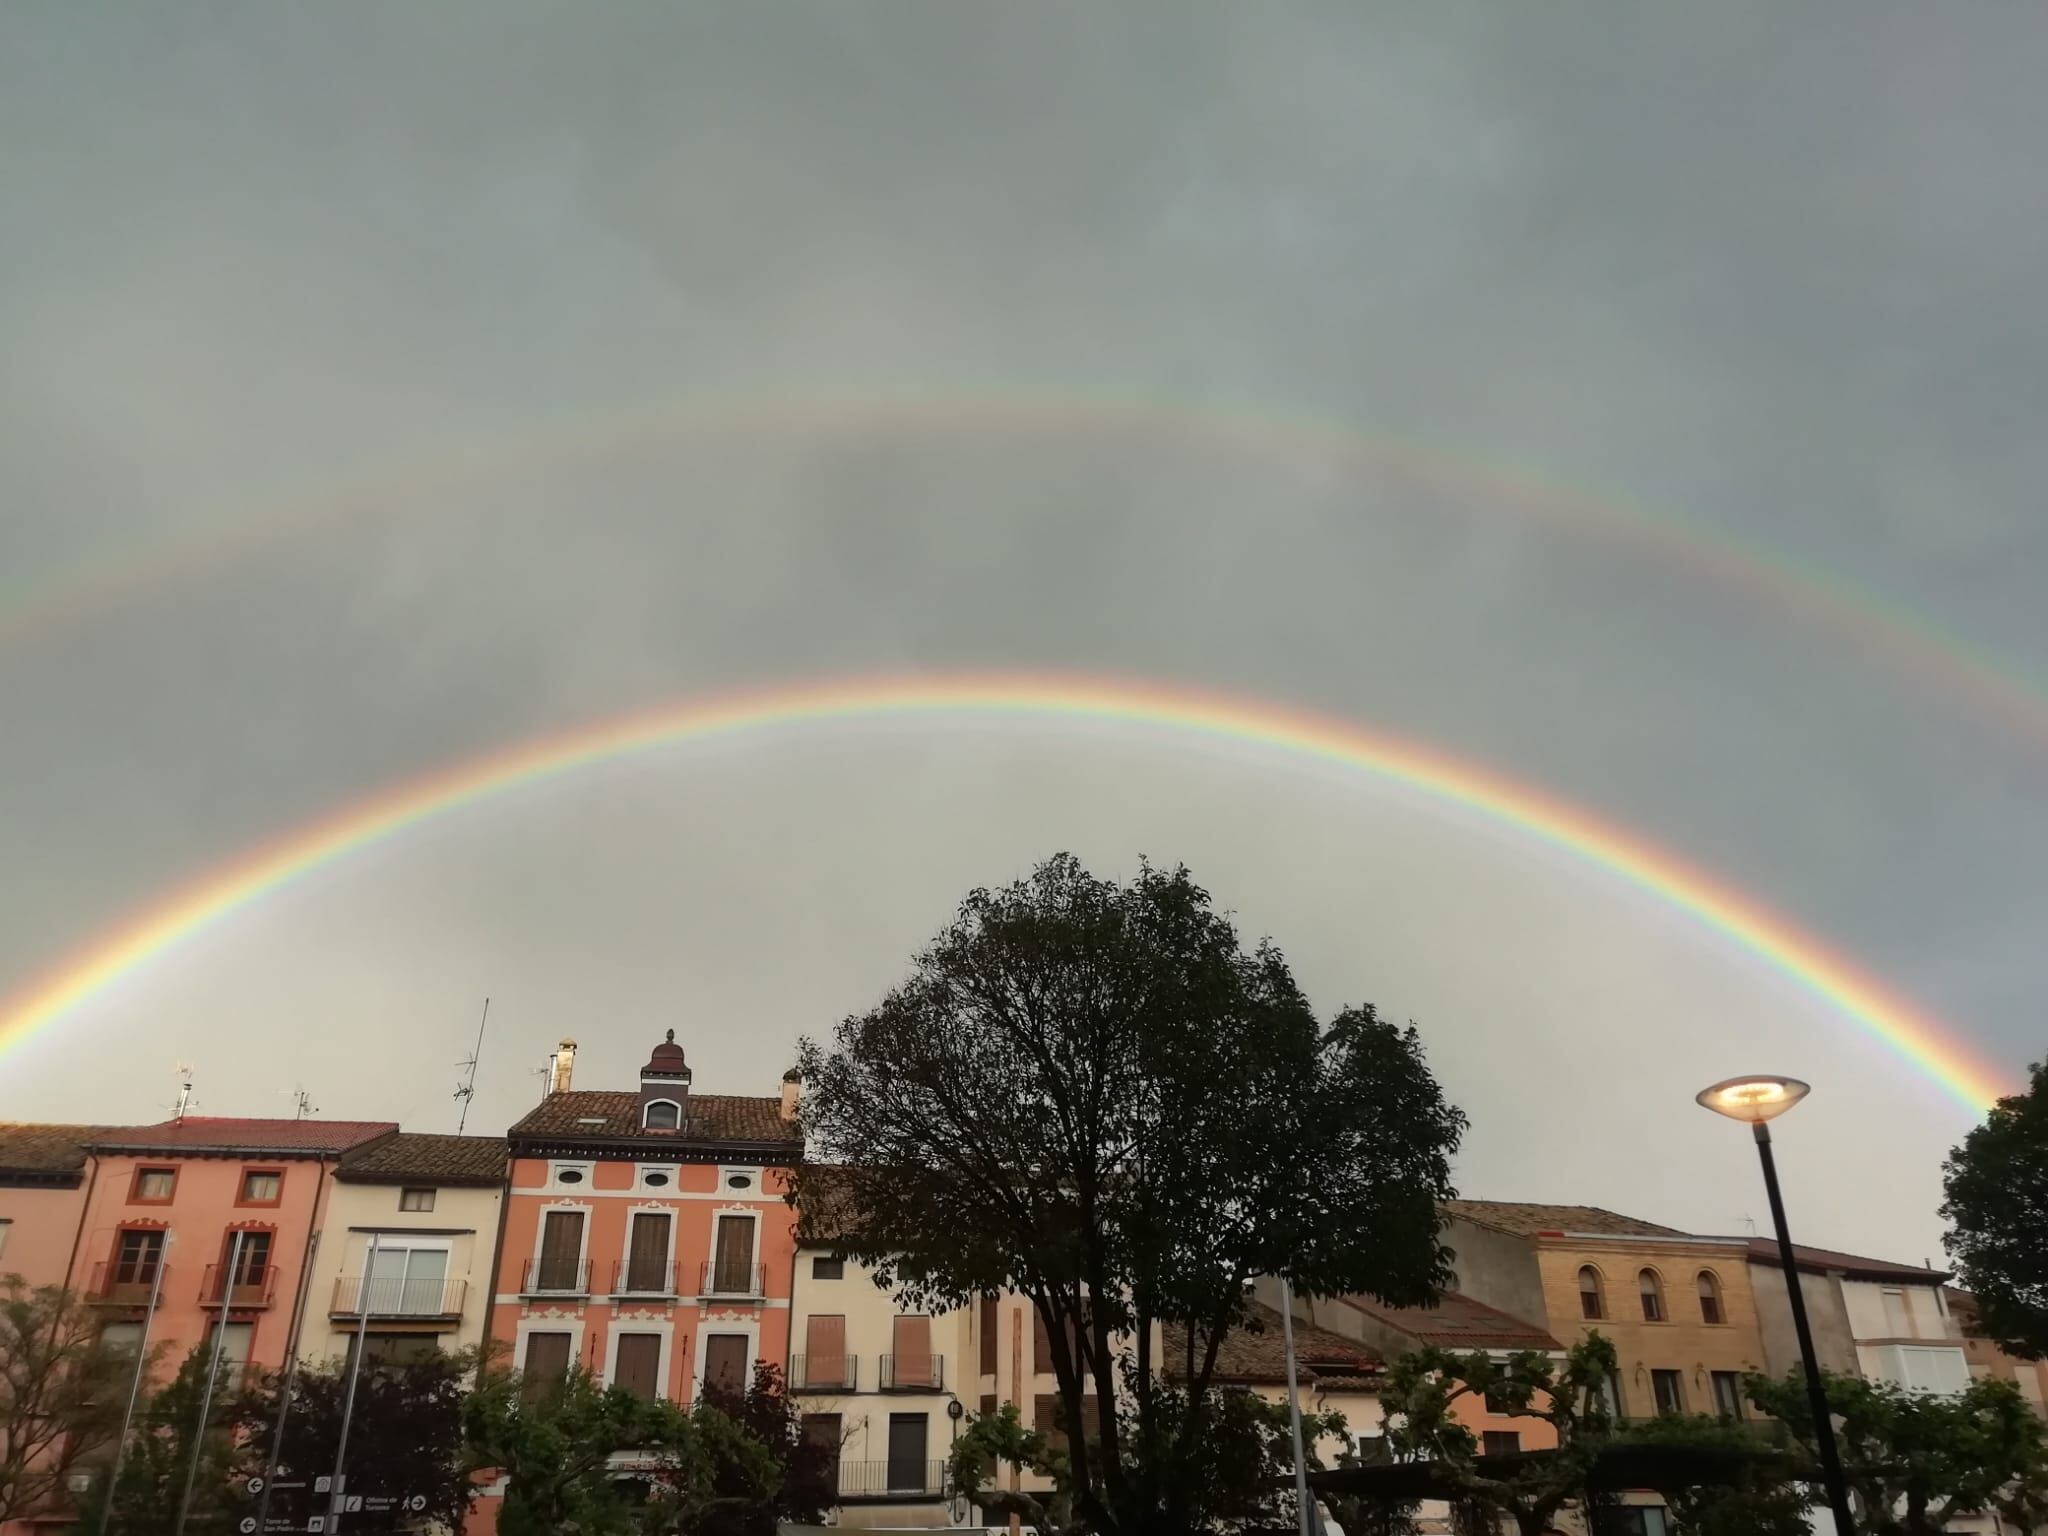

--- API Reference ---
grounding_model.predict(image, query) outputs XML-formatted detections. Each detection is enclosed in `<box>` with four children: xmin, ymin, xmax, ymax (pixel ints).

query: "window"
<box><xmin>886</xmin><ymin>1413</ymin><xmax>929</xmax><ymax>1493</ymax></box>
<box><xmin>640</xmin><ymin>1166</ymin><xmax>674</xmax><ymax>1190</ymax></box>
<box><xmin>1591</xmin><ymin>1511</ymin><xmax>1670</xmax><ymax>1536</ymax></box>
<box><xmin>979</xmin><ymin>1293</ymin><xmax>999</xmax><ymax>1375</ymax></box>
<box><xmin>801</xmin><ymin>1413</ymin><xmax>842</xmax><ymax>1455</ymax></box>
<box><xmin>365</xmin><ymin>1240</ymin><xmax>452</xmax><ymax>1314</ymax></box>
<box><xmin>99</xmin><ymin>1321</ymin><xmax>145</xmax><ymax>1356</ymax></box>
<box><xmin>348</xmin><ymin>1333</ymin><xmax>440</xmax><ymax>1372</ymax></box>
<box><xmin>1482</xmin><ymin>1385</ymin><xmax>1513</xmax><ymax>1414</ymax></box>
<box><xmin>1882</xmin><ymin>1288</ymin><xmax>1915</xmax><ymax>1338</ymax></box>
<box><xmin>704</xmin><ymin>1334</ymin><xmax>750</xmax><ymax>1394</ymax></box>
<box><xmin>219</xmin><ymin>1230</ymin><xmax>273</xmax><ymax>1301</ymax></box>
<box><xmin>238</xmin><ymin>1169</ymin><xmax>283</xmax><ymax>1206</ymax></box>
<box><xmin>521</xmin><ymin>1331</ymin><xmax>572</xmax><ymax>1398</ymax></box>
<box><xmin>111</xmin><ymin>1229</ymin><xmax>165</xmax><ymax>1291</ymax></box>
<box><xmin>709</xmin><ymin>1214</ymin><xmax>756</xmax><ymax>1294</ymax></box>
<box><xmin>623</xmin><ymin>1211</ymin><xmax>673</xmax><ymax>1293</ymax></box>
<box><xmin>891</xmin><ymin>1315</ymin><xmax>935</xmax><ymax>1389</ymax></box>
<box><xmin>1710</xmin><ymin>1371</ymin><xmax>1743</xmax><ymax>1419</ymax></box>
<box><xmin>725</xmin><ymin>1171</ymin><xmax>754</xmax><ymax>1191</ymax></box>
<box><xmin>614</xmin><ymin>1333</ymin><xmax>663</xmax><ymax>1400</ymax></box>
<box><xmin>399</xmin><ymin>1187</ymin><xmax>435</xmax><ymax>1212</ymax></box>
<box><xmin>131</xmin><ymin>1167</ymin><xmax>176</xmax><ymax>1204</ymax></box>
<box><xmin>643</xmin><ymin>1099</ymin><xmax>681</xmax><ymax>1130</ymax></box>
<box><xmin>202</xmin><ymin>1321</ymin><xmax>254</xmax><ymax>1390</ymax></box>
<box><xmin>1482</xmin><ymin>1431</ymin><xmax>1521</xmax><ymax>1457</ymax></box>
<box><xmin>1600</xmin><ymin>1372</ymin><xmax>1625</xmax><ymax>1418</ymax></box>
<box><xmin>534</xmin><ymin>1208</ymin><xmax>586</xmax><ymax>1292</ymax></box>
<box><xmin>812</xmin><ymin>1255</ymin><xmax>844</xmax><ymax>1280</ymax></box>
<box><xmin>1639</xmin><ymin>1269</ymin><xmax>1666</xmax><ymax>1323</ymax></box>
<box><xmin>1579</xmin><ymin>1266</ymin><xmax>1605</xmax><ymax>1320</ymax></box>
<box><xmin>805</xmin><ymin>1314</ymin><xmax>848</xmax><ymax>1388</ymax></box>
<box><xmin>1696</xmin><ymin>1270</ymin><xmax>1723</xmax><ymax>1325</ymax></box>
<box><xmin>0</xmin><ymin>1218</ymin><xmax>9</xmax><ymax>1260</ymax></box>
<box><xmin>1651</xmin><ymin>1369</ymin><xmax>1685</xmax><ymax>1415</ymax></box>
<box><xmin>548</xmin><ymin>1162</ymin><xmax>589</xmax><ymax>1190</ymax></box>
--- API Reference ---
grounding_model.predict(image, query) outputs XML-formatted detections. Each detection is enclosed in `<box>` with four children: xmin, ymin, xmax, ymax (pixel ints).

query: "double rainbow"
<box><xmin>0</xmin><ymin>672</ymin><xmax>2010</xmax><ymax>1113</ymax></box>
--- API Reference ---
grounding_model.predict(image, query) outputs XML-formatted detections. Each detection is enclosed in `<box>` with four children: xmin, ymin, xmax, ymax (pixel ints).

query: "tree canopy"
<box><xmin>1942</xmin><ymin>1056</ymin><xmax>2048</xmax><ymax>1359</ymax></box>
<box><xmin>0</xmin><ymin>1277</ymin><xmax>134</xmax><ymax>1526</ymax></box>
<box><xmin>790</xmin><ymin>854</ymin><xmax>1466</xmax><ymax>1536</ymax></box>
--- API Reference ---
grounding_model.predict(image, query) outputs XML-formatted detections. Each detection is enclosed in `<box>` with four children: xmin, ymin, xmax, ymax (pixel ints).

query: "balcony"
<box><xmin>200</xmin><ymin>1263</ymin><xmax>277</xmax><ymax>1309</ymax></box>
<box><xmin>87</xmin><ymin>1261</ymin><xmax>169</xmax><ymax>1307</ymax></box>
<box><xmin>608</xmin><ymin>1260</ymin><xmax>681</xmax><ymax>1298</ymax></box>
<box><xmin>699</xmin><ymin>1261</ymin><xmax>764</xmax><ymax>1299</ymax></box>
<box><xmin>521</xmin><ymin>1258</ymin><xmax>590</xmax><ymax>1297</ymax></box>
<box><xmin>789</xmin><ymin>1353</ymin><xmax>861</xmax><ymax>1392</ymax></box>
<box><xmin>879</xmin><ymin>1354</ymin><xmax>944</xmax><ymax>1392</ymax></box>
<box><xmin>330</xmin><ymin>1275</ymin><xmax>468</xmax><ymax>1321</ymax></box>
<box><xmin>836</xmin><ymin>1459</ymin><xmax>949</xmax><ymax>1502</ymax></box>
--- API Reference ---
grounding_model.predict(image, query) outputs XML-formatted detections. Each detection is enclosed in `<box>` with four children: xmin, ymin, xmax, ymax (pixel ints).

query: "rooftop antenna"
<box><xmin>1741</xmin><ymin>1214</ymin><xmax>1759</xmax><ymax>1237</ymax></box>
<box><xmin>173</xmin><ymin>1064</ymin><xmax>195</xmax><ymax>1123</ymax></box>
<box><xmin>454</xmin><ymin>997</ymin><xmax>490</xmax><ymax>1135</ymax></box>
<box><xmin>292</xmin><ymin>1088</ymin><xmax>317</xmax><ymax>1120</ymax></box>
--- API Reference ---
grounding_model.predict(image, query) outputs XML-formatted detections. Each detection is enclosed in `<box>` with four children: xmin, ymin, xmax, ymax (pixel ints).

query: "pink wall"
<box><xmin>67</xmin><ymin>1151</ymin><xmax>336</xmax><ymax>1379</ymax></box>
<box><xmin>488</xmin><ymin>1156</ymin><xmax>798</xmax><ymax>1402</ymax></box>
<box><xmin>0</xmin><ymin>1182</ymin><xmax>91</xmax><ymax>1290</ymax></box>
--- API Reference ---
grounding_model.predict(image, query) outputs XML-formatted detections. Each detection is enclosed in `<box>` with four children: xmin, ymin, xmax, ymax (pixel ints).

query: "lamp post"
<box><xmin>1696</xmin><ymin>1075</ymin><xmax>1855</xmax><ymax>1536</ymax></box>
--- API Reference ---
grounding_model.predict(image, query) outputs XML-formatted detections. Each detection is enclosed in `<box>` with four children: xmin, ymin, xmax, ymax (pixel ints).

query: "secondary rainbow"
<box><xmin>0</xmin><ymin>672</ymin><xmax>2010</xmax><ymax>1113</ymax></box>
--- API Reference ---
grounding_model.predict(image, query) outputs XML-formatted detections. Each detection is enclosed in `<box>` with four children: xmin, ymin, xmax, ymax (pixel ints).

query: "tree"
<box><xmin>1380</xmin><ymin>1335</ymin><xmax>1622</xmax><ymax>1536</ymax></box>
<box><xmin>245</xmin><ymin>1345</ymin><xmax>483</xmax><ymax>1534</ymax></box>
<box><xmin>1748</xmin><ymin>1367</ymin><xmax>2048</xmax><ymax>1534</ymax></box>
<box><xmin>83</xmin><ymin>1347</ymin><xmax>264</xmax><ymax>1536</ymax></box>
<box><xmin>1942</xmin><ymin>1057</ymin><xmax>2048</xmax><ymax>1359</ymax></box>
<box><xmin>792</xmin><ymin>854</ymin><xmax>1466</xmax><ymax>1536</ymax></box>
<box><xmin>1621</xmin><ymin>1413</ymin><xmax>1810</xmax><ymax>1536</ymax></box>
<box><xmin>694</xmin><ymin>1362</ymin><xmax>833</xmax><ymax>1532</ymax></box>
<box><xmin>950</xmin><ymin>1401</ymin><xmax>1072</xmax><ymax>1534</ymax></box>
<box><xmin>464</xmin><ymin>1366</ymin><xmax>699</xmax><ymax>1536</ymax></box>
<box><xmin>0</xmin><ymin>1277</ymin><xmax>134</xmax><ymax>1527</ymax></box>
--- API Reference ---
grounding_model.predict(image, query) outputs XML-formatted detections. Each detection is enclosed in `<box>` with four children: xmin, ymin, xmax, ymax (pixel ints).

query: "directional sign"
<box><xmin>240</xmin><ymin>1519</ymin><xmax>258</xmax><ymax>1533</ymax></box>
<box><xmin>314</xmin><ymin>1476</ymin><xmax>332</xmax><ymax>1494</ymax></box>
<box><xmin>405</xmin><ymin>1495</ymin><xmax>427</xmax><ymax>1513</ymax></box>
<box><xmin>307</xmin><ymin>1519</ymin><xmax>324</xmax><ymax>1533</ymax></box>
<box><xmin>246</xmin><ymin>1478</ymin><xmax>266</xmax><ymax>1496</ymax></box>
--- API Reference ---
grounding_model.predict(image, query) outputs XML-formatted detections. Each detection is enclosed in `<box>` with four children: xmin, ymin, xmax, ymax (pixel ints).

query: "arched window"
<box><xmin>1697</xmin><ymin>1269</ymin><xmax>1724</xmax><ymax>1325</ymax></box>
<box><xmin>1578</xmin><ymin>1265</ymin><xmax>1605</xmax><ymax>1320</ymax></box>
<box><xmin>1639</xmin><ymin>1268</ymin><xmax>1666</xmax><ymax>1322</ymax></box>
<box><xmin>643</xmin><ymin>1099</ymin><xmax>681</xmax><ymax>1130</ymax></box>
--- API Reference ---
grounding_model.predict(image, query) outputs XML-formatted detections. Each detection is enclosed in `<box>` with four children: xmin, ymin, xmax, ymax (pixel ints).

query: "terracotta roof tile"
<box><xmin>1742</xmin><ymin>1238</ymin><xmax>1947</xmax><ymax>1285</ymax></box>
<box><xmin>1445</xmin><ymin>1200</ymin><xmax>1682</xmax><ymax>1238</ymax></box>
<box><xmin>87</xmin><ymin>1118</ymin><xmax>397</xmax><ymax>1156</ymax></box>
<box><xmin>1164</xmin><ymin>1303</ymin><xmax>1381</xmax><ymax>1386</ymax></box>
<box><xmin>1342</xmin><ymin>1291</ymin><xmax>1561</xmax><ymax>1351</ymax></box>
<box><xmin>512</xmin><ymin>1091</ymin><xmax>801</xmax><ymax>1148</ymax></box>
<box><xmin>0</xmin><ymin>1123</ymin><xmax>113</xmax><ymax>1175</ymax></box>
<box><xmin>338</xmin><ymin>1133</ymin><xmax>507</xmax><ymax>1186</ymax></box>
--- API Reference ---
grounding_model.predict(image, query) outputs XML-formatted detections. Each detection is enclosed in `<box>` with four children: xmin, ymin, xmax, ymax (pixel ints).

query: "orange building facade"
<box><xmin>485</xmin><ymin>1034</ymin><xmax>804</xmax><ymax>1405</ymax></box>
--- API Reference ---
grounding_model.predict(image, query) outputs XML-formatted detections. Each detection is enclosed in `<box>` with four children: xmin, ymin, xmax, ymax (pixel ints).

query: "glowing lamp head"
<box><xmin>1696</xmin><ymin>1075</ymin><xmax>1811</xmax><ymax>1124</ymax></box>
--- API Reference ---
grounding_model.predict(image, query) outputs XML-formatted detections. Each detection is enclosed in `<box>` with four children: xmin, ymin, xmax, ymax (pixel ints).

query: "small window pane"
<box><xmin>555</xmin><ymin>1167</ymin><xmax>585</xmax><ymax>1185</ymax></box>
<box><xmin>1578</xmin><ymin>1266</ymin><xmax>1604</xmax><ymax>1320</ymax></box>
<box><xmin>642</xmin><ymin>1171</ymin><xmax>671</xmax><ymax>1188</ymax></box>
<box><xmin>726</xmin><ymin>1172</ymin><xmax>753</xmax><ymax>1190</ymax></box>
<box><xmin>242</xmin><ymin>1172</ymin><xmax>282</xmax><ymax>1203</ymax></box>
<box><xmin>1697</xmin><ymin>1271</ymin><xmax>1723</xmax><ymax>1325</ymax></box>
<box><xmin>1481</xmin><ymin>1431</ymin><xmax>1520</xmax><ymax>1457</ymax></box>
<box><xmin>1652</xmin><ymin>1369</ymin><xmax>1684</xmax><ymax>1415</ymax></box>
<box><xmin>1639</xmin><ymin>1270</ymin><xmax>1665</xmax><ymax>1322</ymax></box>
<box><xmin>136</xmin><ymin>1169</ymin><xmax>175</xmax><ymax>1201</ymax></box>
<box><xmin>1711</xmin><ymin>1371</ymin><xmax>1744</xmax><ymax>1418</ymax></box>
<box><xmin>399</xmin><ymin>1188</ymin><xmax>435</xmax><ymax>1212</ymax></box>
<box><xmin>644</xmin><ymin>1101</ymin><xmax>681</xmax><ymax>1130</ymax></box>
<box><xmin>812</xmin><ymin>1255</ymin><xmax>844</xmax><ymax>1280</ymax></box>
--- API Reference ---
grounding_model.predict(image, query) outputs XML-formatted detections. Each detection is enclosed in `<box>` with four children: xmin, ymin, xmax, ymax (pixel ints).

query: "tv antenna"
<box><xmin>172</xmin><ymin>1064</ymin><xmax>195</xmax><ymax>1122</ymax></box>
<box><xmin>289</xmin><ymin>1087</ymin><xmax>317</xmax><ymax>1120</ymax></box>
<box><xmin>454</xmin><ymin>997</ymin><xmax>490</xmax><ymax>1135</ymax></box>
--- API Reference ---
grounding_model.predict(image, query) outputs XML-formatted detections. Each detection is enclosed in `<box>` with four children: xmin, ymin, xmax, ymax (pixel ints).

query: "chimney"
<box><xmin>779</xmin><ymin>1068</ymin><xmax>801</xmax><ymax>1123</ymax></box>
<box><xmin>549</xmin><ymin>1038</ymin><xmax>578</xmax><ymax>1096</ymax></box>
<box><xmin>639</xmin><ymin>1030</ymin><xmax>692</xmax><ymax>1127</ymax></box>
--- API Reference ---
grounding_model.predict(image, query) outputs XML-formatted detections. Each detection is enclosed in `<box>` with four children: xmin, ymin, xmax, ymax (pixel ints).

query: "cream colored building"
<box><xmin>304</xmin><ymin>1133</ymin><xmax>507</xmax><ymax>1366</ymax></box>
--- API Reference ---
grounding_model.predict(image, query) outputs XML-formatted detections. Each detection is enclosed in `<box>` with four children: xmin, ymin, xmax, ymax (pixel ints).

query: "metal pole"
<box><xmin>327</xmin><ymin>1232</ymin><xmax>381</xmax><ymax>1535</ymax></box>
<box><xmin>97</xmin><ymin>1236</ymin><xmax>172</xmax><ymax>1536</ymax></box>
<box><xmin>1755</xmin><ymin>1122</ymin><xmax>1856</xmax><ymax>1536</ymax></box>
<box><xmin>1277</xmin><ymin>1278</ymin><xmax>1314</xmax><ymax>1536</ymax></box>
<box><xmin>175</xmin><ymin>1228</ymin><xmax>247</xmax><ymax>1536</ymax></box>
<box><xmin>255</xmin><ymin>1228</ymin><xmax>324</xmax><ymax>1535</ymax></box>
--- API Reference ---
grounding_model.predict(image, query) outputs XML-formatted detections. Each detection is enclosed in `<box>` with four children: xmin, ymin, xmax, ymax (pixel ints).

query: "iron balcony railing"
<box><xmin>878</xmin><ymin>1354</ymin><xmax>944</xmax><ymax>1392</ymax></box>
<box><xmin>836</xmin><ymin>1459</ymin><xmax>949</xmax><ymax>1501</ymax></box>
<box><xmin>87</xmin><ymin>1259</ymin><xmax>169</xmax><ymax>1306</ymax></box>
<box><xmin>200</xmin><ymin>1262</ymin><xmax>278</xmax><ymax>1309</ymax></box>
<box><xmin>522</xmin><ymin>1258</ymin><xmax>590</xmax><ymax>1296</ymax></box>
<box><xmin>330</xmin><ymin>1274</ymin><xmax>468</xmax><ymax>1319</ymax></box>
<box><xmin>699</xmin><ymin>1261</ymin><xmax>764</xmax><ymax>1298</ymax></box>
<box><xmin>609</xmin><ymin>1259</ymin><xmax>681</xmax><ymax>1297</ymax></box>
<box><xmin>788</xmin><ymin>1353</ymin><xmax>860</xmax><ymax>1391</ymax></box>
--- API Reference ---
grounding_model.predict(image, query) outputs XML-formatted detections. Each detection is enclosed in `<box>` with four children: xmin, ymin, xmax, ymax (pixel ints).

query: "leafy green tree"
<box><xmin>950</xmin><ymin>1401</ymin><xmax>1072</xmax><ymax>1534</ymax></box>
<box><xmin>663</xmin><ymin>1400</ymin><xmax>782</xmax><ymax>1536</ymax></box>
<box><xmin>1621</xmin><ymin>1412</ymin><xmax>1809</xmax><ymax>1536</ymax></box>
<box><xmin>0</xmin><ymin>1277</ymin><xmax>135</xmax><ymax>1527</ymax></box>
<box><xmin>792</xmin><ymin>854</ymin><xmax>1465</xmax><ymax>1536</ymax></box>
<box><xmin>1942</xmin><ymin>1057</ymin><xmax>2048</xmax><ymax>1359</ymax></box>
<box><xmin>1380</xmin><ymin>1334</ymin><xmax>1623</xmax><ymax>1536</ymax></box>
<box><xmin>463</xmin><ymin>1366</ymin><xmax>700</xmax><ymax>1536</ymax></box>
<box><xmin>1748</xmin><ymin>1367</ymin><xmax>2048</xmax><ymax>1534</ymax></box>
<box><xmin>242</xmin><ymin>1344</ymin><xmax>482</xmax><ymax>1534</ymax></box>
<box><xmin>695</xmin><ymin>1361</ymin><xmax>834</xmax><ymax>1528</ymax></box>
<box><xmin>82</xmin><ymin>1347</ymin><xmax>263</xmax><ymax>1536</ymax></box>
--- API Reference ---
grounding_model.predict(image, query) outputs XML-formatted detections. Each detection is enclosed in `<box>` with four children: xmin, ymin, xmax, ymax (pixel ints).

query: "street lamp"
<box><xmin>1696</xmin><ymin>1076</ymin><xmax>1856</xmax><ymax>1536</ymax></box>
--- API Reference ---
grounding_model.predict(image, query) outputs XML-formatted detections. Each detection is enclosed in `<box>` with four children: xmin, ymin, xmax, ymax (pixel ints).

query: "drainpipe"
<box><xmin>60</xmin><ymin>1150</ymin><xmax>103</xmax><ymax>1292</ymax></box>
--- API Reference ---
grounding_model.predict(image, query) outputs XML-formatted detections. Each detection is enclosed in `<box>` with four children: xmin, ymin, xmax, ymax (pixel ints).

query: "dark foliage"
<box><xmin>1942</xmin><ymin>1057</ymin><xmax>2048</xmax><ymax>1359</ymax></box>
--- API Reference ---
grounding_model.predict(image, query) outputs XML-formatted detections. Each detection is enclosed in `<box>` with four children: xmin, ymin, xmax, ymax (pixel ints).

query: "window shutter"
<box><xmin>893</xmin><ymin>1315</ymin><xmax>932</xmax><ymax>1389</ymax></box>
<box><xmin>979</xmin><ymin>1294</ymin><xmax>998</xmax><ymax>1375</ymax></box>
<box><xmin>807</xmin><ymin>1314</ymin><xmax>847</xmax><ymax>1386</ymax></box>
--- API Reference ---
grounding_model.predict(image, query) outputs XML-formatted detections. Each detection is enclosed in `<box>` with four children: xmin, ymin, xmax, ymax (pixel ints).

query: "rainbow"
<box><xmin>0</xmin><ymin>672</ymin><xmax>2011</xmax><ymax>1113</ymax></box>
<box><xmin>7</xmin><ymin>388</ymin><xmax>2048</xmax><ymax>761</ymax></box>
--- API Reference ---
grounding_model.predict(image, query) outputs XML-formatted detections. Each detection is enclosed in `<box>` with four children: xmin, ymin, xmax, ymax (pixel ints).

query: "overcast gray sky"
<box><xmin>3</xmin><ymin>3</ymin><xmax>2045</xmax><ymax>1267</ymax></box>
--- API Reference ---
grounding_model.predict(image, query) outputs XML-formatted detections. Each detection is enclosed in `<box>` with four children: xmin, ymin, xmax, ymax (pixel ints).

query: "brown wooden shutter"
<box><xmin>614</xmin><ymin>1333</ymin><xmax>661</xmax><ymax>1400</ymax></box>
<box><xmin>1033</xmin><ymin>1393</ymin><xmax>1067</xmax><ymax>1452</ymax></box>
<box><xmin>522</xmin><ymin>1332</ymin><xmax>572</xmax><ymax>1397</ymax></box>
<box><xmin>704</xmin><ymin>1333</ymin><xmax>750</xmax><ymax>1393</ymax></box>
<box><xmin>979</xmin><ymin>1294</ymin><xmax>998</xmax><ymax>1375</ymax></box>
<box><xmin>538</xmin><ymin>1209</ymin><xmax>584</xmax><ymax>1289</ymax></box>
<box><xmin>806</xmin><ymin>1314</ymin><xmax>847</xmax><ymax>1387</ymax></box>
<box><xmin>892</xmin><ymin>1314</ymin><xmax>932</xmax><ymax>1389</ymax></box>
<box><xmin>712</xmin><ymin>1215</ymin><xmax>752</xmax><ymax>1291</ymax></box>
<box><xmin>801</xmin><ymin>1412</ymin><xmax>841</xmax><ymax>1451</ymax></box>
<box><xmin>626</xmin><ymin>1212</ymin><xmax>670</xmax><ymax>1291</ymax></box>
<box><xmin>979</xmin><ymin>1393</ymin><xmax>998</xmax><ymax>1421</ymax></box>
<box><xmin>1033</xmin><ymin>1309</ymin><xmax>1052</xmax><ymax>1373</ymax></box>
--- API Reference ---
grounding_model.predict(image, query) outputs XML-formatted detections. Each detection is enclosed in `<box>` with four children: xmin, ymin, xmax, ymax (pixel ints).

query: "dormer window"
<box><xmin>643</xmin><ymin>1099</ymin><xmax>681</xmax><ymax>1130</ymax></box>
